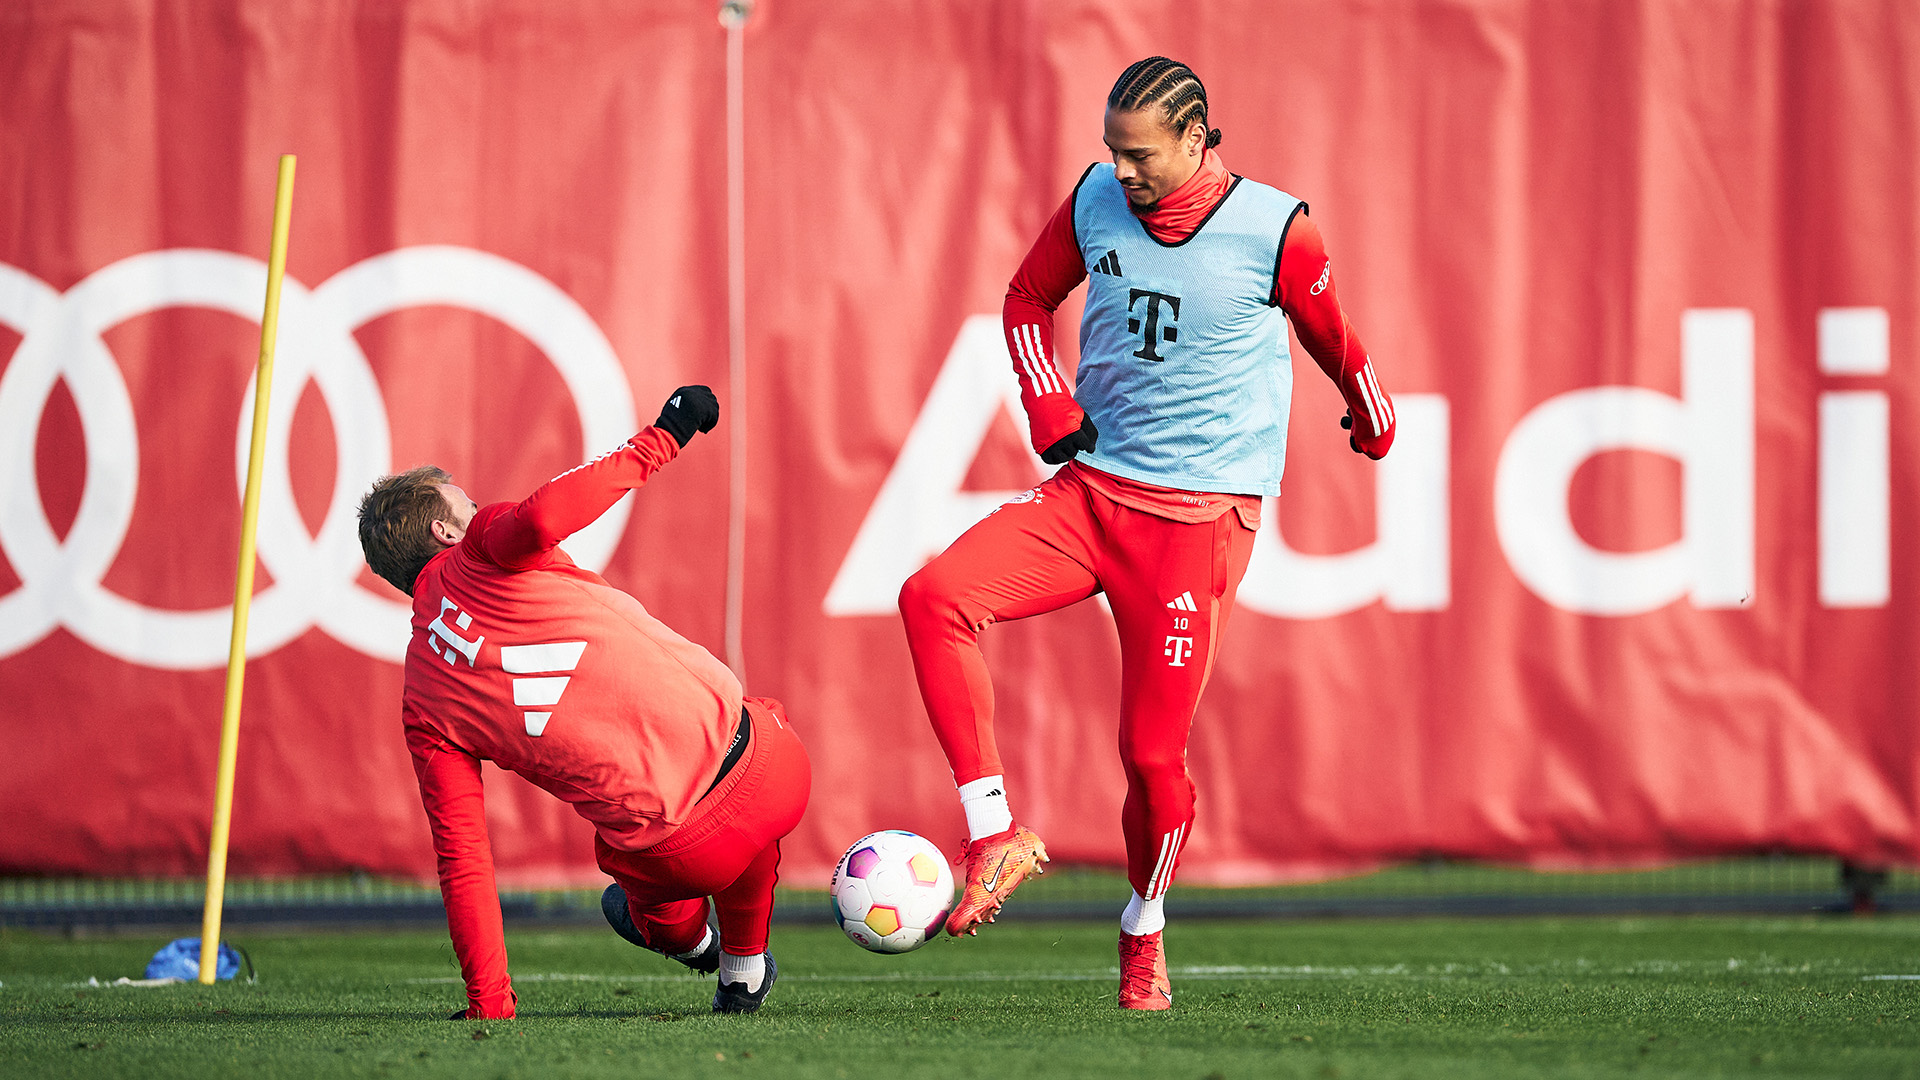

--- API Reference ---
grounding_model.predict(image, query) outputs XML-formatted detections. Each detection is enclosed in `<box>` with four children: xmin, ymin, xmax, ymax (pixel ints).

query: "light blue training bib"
<box><xmin>1071</xmin><ymin>163</ymin><xmax>1304</xmax><ymax>497</ymax></box>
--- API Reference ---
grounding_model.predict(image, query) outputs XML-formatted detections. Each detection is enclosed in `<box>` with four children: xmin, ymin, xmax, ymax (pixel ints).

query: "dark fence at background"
<box><xmin>6</xmin><ymin>858</ymin><xmax>1914</xmax><ymax>932</ymax></box>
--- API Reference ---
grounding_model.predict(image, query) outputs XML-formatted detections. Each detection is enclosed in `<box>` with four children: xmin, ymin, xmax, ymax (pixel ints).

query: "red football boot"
<box><xmin>1118</xmin><ymin>930</ymin><xmax>1172</xmax><ymax>1011</ymax></box>
<box><xmin>944</xmin><ymin>824</ymin><xmax>1048</xmax><ymax>936</ymax></box>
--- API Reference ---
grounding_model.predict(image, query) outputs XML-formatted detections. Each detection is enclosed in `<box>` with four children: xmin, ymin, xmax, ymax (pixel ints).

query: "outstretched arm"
<box><xmin>1275</xmin><ymin>212</ymin><xmax>1395</xmax><ymax>459</ymax></box>
<box><xmin>408</xmin><ymin>725</ymin><xmax>515</xmax><ymax>1019</ymax></box>
<box><xmin>1005</xmin><ymin>192</ymin><xmax>1095</xmax><ymax>461</ymax></box>
<box><xmin>480</xmin><ymin>386</ymin><xmax>719</xmax><ymax>569</ymax></box>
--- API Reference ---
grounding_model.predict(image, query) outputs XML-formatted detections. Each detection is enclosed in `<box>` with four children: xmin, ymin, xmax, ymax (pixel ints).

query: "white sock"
<box><xmin>1120</xmin><ymin>890</ymin><xmax>1165</xmax><ymax>936</ymax></box>
<box><xmin>958</xmin><ymin>774</ymin><xmax>1013</xmax><ymax>841</ymax></box>
<box><xmin>719</xmin><ymin>951</ymin><xmax>765</xmax><ymax>992</ymax></box>
<box><xmin>670</xmin><ymin>926</ymin><xmax>714</xmax><ymax>960</ymax></box>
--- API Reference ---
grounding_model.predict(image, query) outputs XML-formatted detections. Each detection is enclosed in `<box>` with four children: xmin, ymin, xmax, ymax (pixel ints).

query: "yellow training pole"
<box><xmin>199</xmin><ymin>154</ymin><xmax>296</xmax><ymax>985</ymax></box>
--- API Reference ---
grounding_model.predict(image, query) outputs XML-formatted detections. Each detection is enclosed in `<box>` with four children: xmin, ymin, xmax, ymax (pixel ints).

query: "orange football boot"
<box><xmin>1117</xmin><ymin>930</ymin><xmax>1172</xmax><ymax>1010</ymax></box>
<box><xmin>944</xmin><ymin>824</ymin><xmax>1048</xmax><ymax>936</ymax></box>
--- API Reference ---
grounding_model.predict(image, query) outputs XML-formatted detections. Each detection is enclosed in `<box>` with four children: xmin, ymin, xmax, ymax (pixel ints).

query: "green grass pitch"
<box><xmin>3</xmin><ymin>915</ymin><xmax>1917</xmax><ymax>1078</ymax></box>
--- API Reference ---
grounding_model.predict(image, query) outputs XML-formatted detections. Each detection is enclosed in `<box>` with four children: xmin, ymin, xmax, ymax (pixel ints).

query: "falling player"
<box><xmin>357</xmin><ymin>386</ymin><xmax>810</xmax><ymax>1018</ymax></box>
<box><xmin>898</xmin><ymin>58</ymin><xmax>1396</xmax><ymax>1009</ymax></box>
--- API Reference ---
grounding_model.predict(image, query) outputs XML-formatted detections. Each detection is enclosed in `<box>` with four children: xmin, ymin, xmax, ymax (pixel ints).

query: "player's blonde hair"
<box><xmin>357</xmin><ymin>465</ymin><xmax>454</xmax><ymax>596</ymax></box>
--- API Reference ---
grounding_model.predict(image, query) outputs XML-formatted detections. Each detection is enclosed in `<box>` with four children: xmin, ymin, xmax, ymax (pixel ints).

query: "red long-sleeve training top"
<box><xmin>401</xmin><ymin>425</ymin><xmax>743</xmax><ymax>1018</ymax></box>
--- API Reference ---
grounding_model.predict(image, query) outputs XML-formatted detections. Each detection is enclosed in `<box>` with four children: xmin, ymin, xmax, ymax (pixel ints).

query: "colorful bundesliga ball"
<box><xmin>829</xmin><ymin>830</ymin><xmax>955</xmax><ymax>953</ymax></box>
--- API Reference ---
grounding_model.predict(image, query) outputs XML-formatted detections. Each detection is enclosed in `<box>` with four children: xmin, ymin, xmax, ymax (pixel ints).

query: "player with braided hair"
<box><xmin>899</xmin><ymin>57</ymin><xmax>1395</xmax><ymax>1010</ymax></box>
<box><xmin>1109</xmin><ymin>55</ymin><xmax>1222</xmax><ymax>152</ymax></box>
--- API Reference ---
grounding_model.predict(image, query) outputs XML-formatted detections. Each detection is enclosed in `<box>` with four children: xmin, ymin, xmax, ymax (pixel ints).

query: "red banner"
<box><xmin>3</xmin><ymin>0</ymin><xmax>1917</xmax><ymax>886</ymax></box>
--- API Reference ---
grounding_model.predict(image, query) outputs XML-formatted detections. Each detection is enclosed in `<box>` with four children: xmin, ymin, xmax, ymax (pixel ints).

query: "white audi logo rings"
<box><xmin>0</xmin><ymin>246</ymin><xmax>638</xmax><ymax>668</ymax></box>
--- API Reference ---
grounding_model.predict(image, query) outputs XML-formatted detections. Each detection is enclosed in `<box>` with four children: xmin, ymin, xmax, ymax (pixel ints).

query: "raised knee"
<box><xmin>899</xmin><ymin>564</ymin><xmax>961</xmax><ymax>627</ymax></box>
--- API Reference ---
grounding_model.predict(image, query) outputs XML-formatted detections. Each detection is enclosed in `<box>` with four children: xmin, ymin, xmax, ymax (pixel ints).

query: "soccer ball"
<box><xmin>829</xmin><ymin>830</ymin><xmax>954</xmax><ymax>953</ymax></box>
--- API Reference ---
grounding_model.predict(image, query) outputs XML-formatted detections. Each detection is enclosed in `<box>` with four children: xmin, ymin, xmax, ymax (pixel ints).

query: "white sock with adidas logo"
<box><xmin>958</xmin><ymin>774</ymin><xmax>1013</xmax><ymax>841</ymax></box>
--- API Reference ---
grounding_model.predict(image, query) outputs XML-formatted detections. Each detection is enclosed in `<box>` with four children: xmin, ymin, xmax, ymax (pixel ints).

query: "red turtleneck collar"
<box><xmin>1132</xmin><ymin>149</ymin><xmax>1232</xmax><ymax>243</ymax></box>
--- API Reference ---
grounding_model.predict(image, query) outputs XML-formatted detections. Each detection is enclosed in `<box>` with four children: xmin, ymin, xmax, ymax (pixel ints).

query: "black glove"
<box><xmin>654</xmin><ymin>385</ymin><xmax>720</xmax><ymax>447</ymax></box>
<box><xmin>1040</xmin><ymin>413</ymin><xmax>1099</xmax><ymax>465</ymax></box>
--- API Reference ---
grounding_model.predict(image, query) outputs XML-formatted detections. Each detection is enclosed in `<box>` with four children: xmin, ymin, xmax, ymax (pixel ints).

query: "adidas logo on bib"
<box><xmin>1091</xmin><ymin>249</ymin><xmax>1123</xmax><ymax>276</ymax></box>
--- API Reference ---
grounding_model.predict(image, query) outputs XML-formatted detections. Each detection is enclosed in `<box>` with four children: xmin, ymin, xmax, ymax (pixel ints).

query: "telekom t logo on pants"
<box><xmin>1163</xmin><ymin>637</ymin><xmax>1195</xmax><ymax>667</ymax></box>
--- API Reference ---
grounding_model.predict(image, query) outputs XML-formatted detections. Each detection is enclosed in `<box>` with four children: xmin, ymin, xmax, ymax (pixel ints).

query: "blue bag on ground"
<box><xmin>145</xmin><ymin>937</ymin><xmax>243</xmax><ymax>981</ymax></box>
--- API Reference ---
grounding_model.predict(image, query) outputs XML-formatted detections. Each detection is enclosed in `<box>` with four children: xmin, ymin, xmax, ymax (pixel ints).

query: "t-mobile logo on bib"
<box><xmin>1126</xmin><ymin>289</ymin><xmax>1181</xmax><ymax>362</ymax></box>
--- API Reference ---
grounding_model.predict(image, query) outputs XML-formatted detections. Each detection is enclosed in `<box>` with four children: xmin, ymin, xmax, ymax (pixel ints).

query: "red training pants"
<box><xmin>594</xmin><ymin>697</ymin><xmax>811</xmax><ymax>957</ymax></box>
<box><xmin>898</xmin><ymin>465</ymin><xmax>1256</xmax><ymax>900</ymax></box>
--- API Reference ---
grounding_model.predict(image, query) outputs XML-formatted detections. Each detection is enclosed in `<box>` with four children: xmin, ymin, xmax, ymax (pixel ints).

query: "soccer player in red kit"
<box><xmin>357</xmin><ymin>386</ymin><xmax>810</xmax><ymax>1018</ymax></box>
<box><xmin>898</xmin><ymin>58</ymin><xmax>1396</xmax><ymax>1009</ymax></box>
